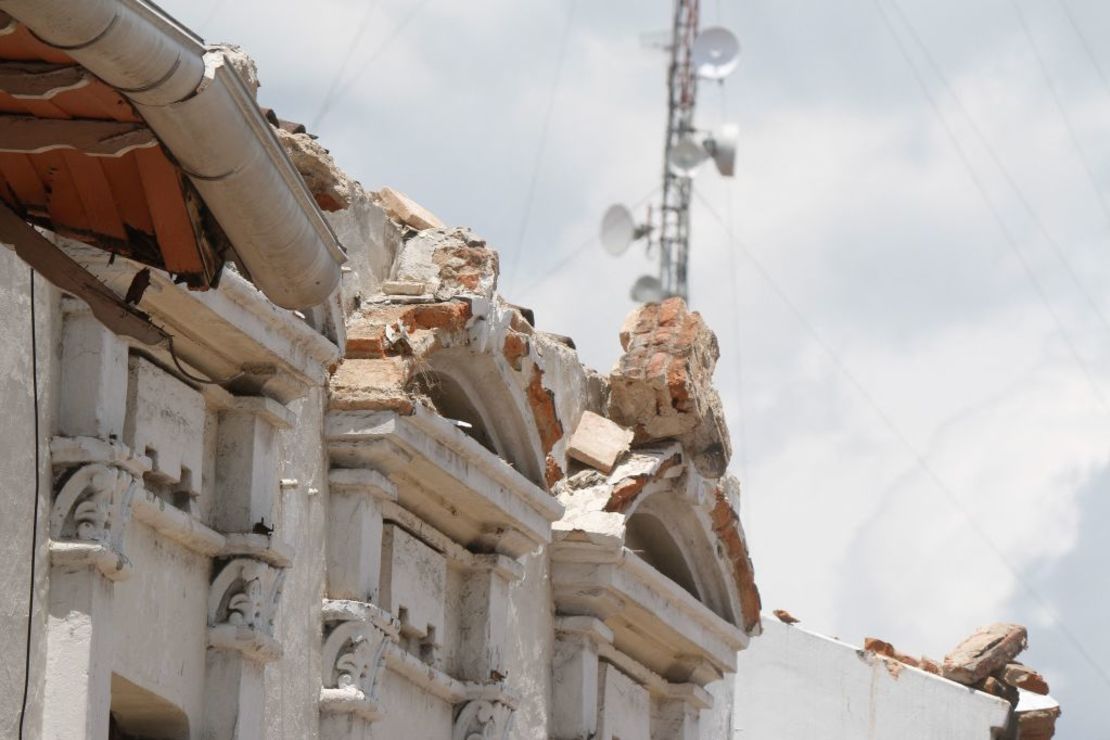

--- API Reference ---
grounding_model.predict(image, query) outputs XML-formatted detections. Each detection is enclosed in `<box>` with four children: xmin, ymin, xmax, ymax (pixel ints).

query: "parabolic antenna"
<box><xmin>668</xmin><ymin>135</ymin><xmax>709</xmax><ymax>176</ymax></box>
<box><xmin>600</xmin><ymin>204</ymin><xmax>636</xmax><ymax>255</ymax></box>
<box><xmin>692</xmin><ymin>27</ymin><xmax>740</xmax><ymax>80</ymax></box>
<box><xmin>630</xmin><ymin>274</ymin><xmax>666</xmax><ymax>303</ymax></box>
<box><xmin>704</xmin><ymin>123</ymin><xmax>739</xmax><ymax>177</ymax></box>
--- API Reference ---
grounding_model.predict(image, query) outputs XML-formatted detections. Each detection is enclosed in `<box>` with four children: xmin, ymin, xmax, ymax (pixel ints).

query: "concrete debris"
<box><xmin>377</xmin><ymin>186</ymin><xmax>445</xmax><ymax>231</ymax></box>
<box><xmin>329</xmin><ymin>357</ymin><xmax>413</xmax><ymax>414</ymax></box>
<box><xmin>382</xmin><ymin>280</ymin><xmax>427</xmax><ymax>296</ymax></box>
<box><xmin>1016</xmin><ymin>706</ymin><xmax>1062</xmax><ymax>740</ymax></box>
<box><xmin>863</xmin><ymin>638</ymin><xmax>921</xmax><ymax>669</ymax></box>
<box><xmin>608</xmin><ymin>298</ymin><xmax>731</xmax><ymax>478</ymax></box>
<box><xmin>213</xmin><ymin>44</ymin><xmax>260</xmax><ymax>98</ymax></box>
<box><xmin>392</xmin><ymin>227</ymin><xmax>498</xmax><ymax>299</ymax></box>
<box><xmin>566</xmin><ymin>410</ymin><xmax>633</xmax><ymax>474</ymax></box>
<box><xmin>1000</xmin><ymin>663</ymin><xmax>1049</xmax><ymax>695</ymax></box>
<box><xmin>942</xmin><ymin>623</ymin><xmax>1028</xmax><ymax>685</ymax></box>
<box><xmin>772</xmin><ymin>609</ymin><xmax>799</xmax><ymax>625</ymax></box>
<box><xmin>274</xmin><ymin>127</ymin><xmax>356</xmax><ymax>212</ymax></box>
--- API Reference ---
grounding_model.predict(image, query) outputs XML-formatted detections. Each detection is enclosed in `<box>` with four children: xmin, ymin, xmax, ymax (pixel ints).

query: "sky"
<box><xmin>167</xmin><ymin>0</ymin><xmax>1110</xmax><ymax>735</ymax></box>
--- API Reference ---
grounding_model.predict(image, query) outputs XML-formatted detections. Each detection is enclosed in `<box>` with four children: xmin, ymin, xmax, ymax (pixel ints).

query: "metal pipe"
<box><xmin>0</xmin><ymin>0</ymin><xmax>345</xmax><ymax>309</ymax></box>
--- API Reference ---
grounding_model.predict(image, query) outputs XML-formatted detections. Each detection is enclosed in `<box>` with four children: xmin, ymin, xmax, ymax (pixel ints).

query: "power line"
<box><xmin>873</xmin><ymin>0</ymin><xmax>1110</xmax><ymax>416</ymax></box>
<box><xmin>18</xmin><ymin>269</ymin><xmax>41</xmax><ymax>739</ymax></box>
<box><xmin>714</xmin><ymin>82</ymin><xmax>751</xmax><ymax>525</ymax></box>
<box><xmin>504</xmin><ymin>0</ymin><xmax>580</xmax><ymax>288</ymax></box>
<box><xmin>693</xmin><ymin>188</ymin><xmax>1110</xmax><ymax>691</ymax></box>
<box><xmin>887</xmin><ymin>0</ymin><xmax>1110</xmax><ymax>341</ymax></box>
<box><xmin>310</xmin><ymin>0</ymin><xmax>382</xmax><ymax>131</ymax></box>
<box><xmin>313</xmin><ymin>0</ymin><xmax>436</xmax><ymax>132</ymax></box>
<box><xmin>516</xmin><ymin>185</ymin><xmax>660</xmax><ymax>296</ymax></box>
<box><xmin>1009</xmin><ymin>0</ymin><xmax>1110</xmax><ymax>229</ymax></box>
<box><xmin>1056</xmin><ymin>0</ymin><xmax>1110</xmax><ymax>100</ymax></box>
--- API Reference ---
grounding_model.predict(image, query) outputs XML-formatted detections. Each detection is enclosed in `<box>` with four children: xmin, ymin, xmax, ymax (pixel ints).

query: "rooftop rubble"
<box><xmin>852</xmin><ymin>622</ymin><xmax>1059</xmax><ymax>739</ymax></box>
<box><xmin>311</xmin><ymin>160</ymin><xmax>761</xmax><ymax>634</ymax></box>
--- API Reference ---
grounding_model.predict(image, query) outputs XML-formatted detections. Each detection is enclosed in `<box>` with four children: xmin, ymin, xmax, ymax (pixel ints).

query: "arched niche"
<box><xmin>623</xmin><ymin>487</ymin><xmax>740</xmax><ymax>625</ymax></box>
<box><xmin>413</xmin><ymin>347</ymin><xmax>547</xmax><ymax>489</ymax></box>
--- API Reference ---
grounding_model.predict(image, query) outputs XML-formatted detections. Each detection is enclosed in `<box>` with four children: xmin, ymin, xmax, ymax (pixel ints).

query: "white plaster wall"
<box><xmin>504</xmin><ymin>551</ymin><xmax>555</xmax><ymax>739</ymax></box>
<box><xmin>0</xmin><ymin>256</ymin><xmax>60</xmax><ymax>740</ymax></box>
<box><xmin>264</xmin><ymin>387</ymin><xmax>330</xmax><ymax>739</ymax></box>
<box><xmin>732</xmin><ymin>619</ymin><xmax>1011</xmax><ymax>739</ymax></box>
<box><xmin>112</xmin><ymin>521</ymin><xmax>210</xmax><ymax>734</ymax></box>
<box><xmin>701</xmin><ymin>674</ymin><xmax>735</xmax><ymax>739</ymax></box>
<box><xmin>371</xmin><ymin>673</ymin><xmax>454</xmax><ymax>738</ymax></box>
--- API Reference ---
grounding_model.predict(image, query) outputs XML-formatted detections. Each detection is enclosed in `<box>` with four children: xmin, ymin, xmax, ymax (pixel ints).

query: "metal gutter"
<box><xmin>0</xmin><ymin>0</ymin><xmax>345</xmax><ymax>309</ymax></box>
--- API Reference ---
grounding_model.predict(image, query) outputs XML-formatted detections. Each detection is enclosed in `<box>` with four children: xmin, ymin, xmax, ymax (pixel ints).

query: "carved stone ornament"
<box><xmin>453</xmin><ymin>700</ymin><xmax>513</xmax><ymax>740</ymax></box>
<box><xmin>207</xmin><ymin>558</ymin><xmax>285</xmax><ymax>662</ymax></box>
<box><xmin>49</xmin><ymin>462</ymin><xmax>137</xmax><ymax>580</ymax></box>
<box><xmin>319</xmin><ymin>620</ymin><xmax>390</xmax><ymax>721</ymax></box>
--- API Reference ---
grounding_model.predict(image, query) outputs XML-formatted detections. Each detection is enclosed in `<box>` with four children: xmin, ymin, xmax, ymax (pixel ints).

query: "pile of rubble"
<box><xmin>864</xmin><ymin>623</ymin><xmax>1060</xmax><ymax>739</ymax></box>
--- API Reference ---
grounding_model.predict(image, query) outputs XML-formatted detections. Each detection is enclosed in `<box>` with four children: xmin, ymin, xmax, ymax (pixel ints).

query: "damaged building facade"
<box><xmin>0</xmin><ymin>3</ymin><xmax>757</xmax><ymax>738</ymax></box>
<box><xmin>0</xmin><ymin>2</ymin><xmax>1059</xmax><ymax>739</ymax></box>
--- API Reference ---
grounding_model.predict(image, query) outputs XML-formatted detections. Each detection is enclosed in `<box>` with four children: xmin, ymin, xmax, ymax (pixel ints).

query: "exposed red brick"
<box><xmin>544</xmin><ymin>455</ymin><xmax>564</xmax><ymax>489</ymax></box>
<box><xmin>526</xmin><ymin>365</ymin><xmax>563</xmax><ymax>454</ymax></box>
<box><xmin>609</xmin><ymin>298</ymin><xmax>731</xmax><ymax>477</ymax></box>
<box><xmin>942</xmin><ymin>623</ymin><xmax>1028</xmax><ymax>685</ymax></box>
<box><xmin>1017</xmin><ymin>707</ymin><xmax>1061</xmax><ymax>740</ymax></box>
<box><xmin>772</xmin><ymin>609</ymin><xmax>799</xmax><ymax>624</ymax></box>
<box><xmin>709</xmin><ymin>486</ymin><xmax>761</xmax><ymax>634</ymax></box>
<box><xmin>402</xmin><ymin>301</ymin><xmax>471</xmax><ymax>331</ymax></box>
<box><xmin>606</xmin><ymin>477</ymin><xmax>649</xmax><ymax>513</ymax></box>
<box><xmin>864</xmin><ymin>638</ymin><xmax>921</xmax><ymax>669</ymax></box>
<box><xmin>432</xmin><ymin>242</ymin><xmax>499</xmax><ymax>296</ymax></box>
<box><xmin>999</xmin><ymin>662</ymin><xmax>1050</xmax><ymax>695</ymax></box>
<box><xmin>502</xmin><ymin>331</ymin><xmax>529</xmax><ymax>371</ymax></box>
<box><xmin>603</xmin><ymin>454</ymin><xmax>682</xmax><ymax>513</ymax></box>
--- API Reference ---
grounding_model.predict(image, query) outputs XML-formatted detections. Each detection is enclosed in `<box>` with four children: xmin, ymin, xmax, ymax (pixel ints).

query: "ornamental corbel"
<box><xmin>207</xmin><ymin>557</ymin><xmax>285</xmax><ymax>662</ymax></box>
<box><xmin>48</xmin><ymin>462</ymin><xmax>137</xmax><ymax>580</ymax></box>
<box><xmin>453</xmin><ymin>699</ymin><xmax>513</xmax><ymax>740</ymax></box>
<box><xmin>319</xmin><ymin>620</ymin><xmax>390</xmax><ymax>721</ymax></box>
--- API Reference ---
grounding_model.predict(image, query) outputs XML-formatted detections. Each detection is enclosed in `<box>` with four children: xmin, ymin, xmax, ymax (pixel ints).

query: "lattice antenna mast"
<box><xmin>658</xmin><ymin>0</ymin><xmax>700</xmax><ymax>301</ymax></box>
<box><xmin>599</xmin><ymin>7</ymin><xmax>739</xmax><ymax>303</ymax></box>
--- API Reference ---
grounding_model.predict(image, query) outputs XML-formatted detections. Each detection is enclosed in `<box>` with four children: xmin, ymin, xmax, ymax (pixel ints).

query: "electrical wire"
<box><xmin>165</xmin><ymin>335</ymin><xmax>246</xmax><ymax>388</ymax></box>
<box><xmin>18</xmin><ymin>269</ymin><xmax>41</xmax><ymax>739</ymax></box>
<box><xmin>888</xmin><ymin>0</ymin><xmax>1110</xmax><ymax>342</ymax></box>
<box><xmin>1056</xmin><ymin>0</ymin><xmax>1110</xmax><ymax>100</ymax></box>
<box><xmin>873</xmin><ymin>0</ymin><xmax>1110</xmax><ymax>416</ymax></box>
<box><xmin>504</xmin><ymin>0</ymin><xmax>580</xmax><ymax>289</ymax></box>
<box><xmin>693</xmin><ymin>187</ymin><xmax>1110</xmax><ymax>692</ymax></box>
<box><xmin>313</xmin><ymin>0</ymin><xmax>437</xmax><ymax>132</ymax></box>
<box><xmin>516</xmin><ymin>184</ymin><xmax>660</xmax><ymax>296</ymax></box>
<box><xmin>309</xmin><ymin>0</ymin><xmax>382</xmax><ymax>131</ymax></box>
<box><xmin>715</xmin><ymin>82</ymin><xmax>751</xmax><ymax>525</ymax></box>
<box><xmin>1010</xmin><ymin>0</ymin><xmax>1110</xmax><ymax>229</ymax></box>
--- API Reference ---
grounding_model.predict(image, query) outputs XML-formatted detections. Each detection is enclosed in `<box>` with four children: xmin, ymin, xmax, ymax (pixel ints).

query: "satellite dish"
<box><xmin>630</xmin><ymin>274</ymin><xmax>666</xmax><ymax>303</ymax></box>
<box><xmin>668</xmin><ymin>135</ymin><xmax>709</xmax><ymax>176</ymax></box>
<box><xmin>692</xmin><ymin>27</ymin><xmax>741</xmax><ymax>80</ymax></box>
<box><xmin>600</xmin><ymin>204</ymin><xmax>637</xmax><ymax>255</ymax></box>
<box><xmin>704</xmin><ymin>123</ymin><xmax>739</xmax><ymax>177</ymax></box>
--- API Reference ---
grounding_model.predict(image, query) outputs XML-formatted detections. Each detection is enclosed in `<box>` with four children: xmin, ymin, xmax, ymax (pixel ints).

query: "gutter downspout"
<box><xmin>0</xmin><ymin>0</ymin><xmax>346</xmax><ymax>310</ymax></box>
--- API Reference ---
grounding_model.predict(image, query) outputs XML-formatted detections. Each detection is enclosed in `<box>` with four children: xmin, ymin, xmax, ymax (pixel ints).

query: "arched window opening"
<box><xmin>625</xmin><ymin>512</ymin><xmax>701</xmax><ymax>600</ymax></box>
<box><xmin>109</xmin><ymin>674</ymin><xmax>190</xmax><ymax>739</ymax></box>
<box><xmin>414</xmin><ymin>370</ymin><xmax>499</xmax><ymax>456</ymax></box>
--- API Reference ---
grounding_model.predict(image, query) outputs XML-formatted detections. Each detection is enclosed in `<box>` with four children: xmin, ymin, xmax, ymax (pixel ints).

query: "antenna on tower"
<box><xmin>600</xmin><ymin>2</ymin><xmax>741</xmax><ymax>303</ymax></box>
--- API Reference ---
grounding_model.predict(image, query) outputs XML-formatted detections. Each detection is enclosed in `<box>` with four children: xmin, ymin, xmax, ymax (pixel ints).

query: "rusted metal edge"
<box><xmin>0</xmin><ymin>201</ymin><xmax>167</xmax><ymax>345</ymax></box>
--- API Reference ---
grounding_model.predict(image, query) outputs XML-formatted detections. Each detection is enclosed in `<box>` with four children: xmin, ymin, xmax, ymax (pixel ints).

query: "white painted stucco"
<box><xmin>733</xmin><ymin>619</ymin><xmax>1012</xmax><ymax>739</ymax></box>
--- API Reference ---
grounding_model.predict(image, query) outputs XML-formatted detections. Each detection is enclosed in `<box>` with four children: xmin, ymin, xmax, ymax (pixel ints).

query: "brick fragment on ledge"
<box><xmin>566</xmin><ymin>410</ymin><xmax>633</xmax><ymax>474</ymax></box>
<box><xmin>608</xmin><ymin>298</ymin><xmax>731</xmax><ymax>478</ymax></box>
<box><xmin>377</xmin><ymin>186</ymin><xmax>445</xmax><ymax>230</ymax></box>
<box><xmin>941</xmin><ymin>622</ymin><xmax>1028</xmax><ymax>685</ymax></box>
<box><xmin>999</xmin><ymin>662</ymin><xmax>1050</xmax><ymax>695</ymax></box>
